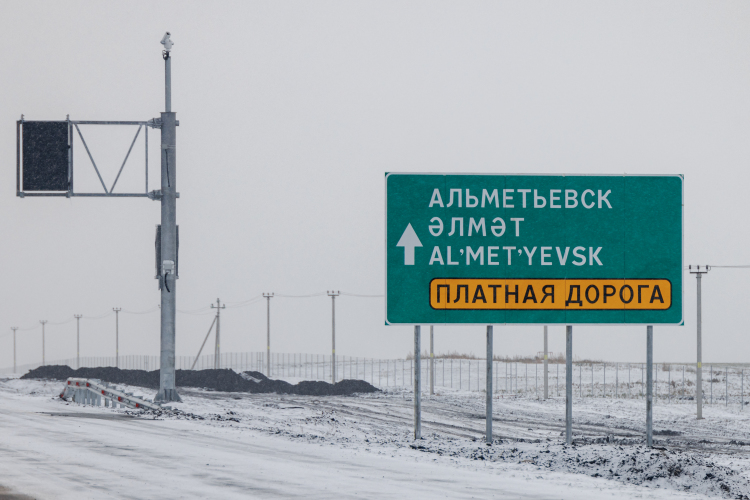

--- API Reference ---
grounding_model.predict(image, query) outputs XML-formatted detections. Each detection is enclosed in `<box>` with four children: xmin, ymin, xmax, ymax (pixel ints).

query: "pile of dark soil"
<box><xmin>22</xmin><ymin>365</ymin><xmax>160</xmax><ymax>388</ymax></box>
<box><xmin>21</xmin><ymin>365</ymin><xmax>379</xmax><ymax>396</ymax></box>
<box><xmin>242</xmin><ymin>371</ymin><xmax>379</xmax><ymax>396</ymax></box>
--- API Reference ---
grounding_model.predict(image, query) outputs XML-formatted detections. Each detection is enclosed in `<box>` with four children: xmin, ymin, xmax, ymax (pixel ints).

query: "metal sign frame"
<box><xmin>16</xmin><ymin>118</ymin><xmax>172</xmax><ymax>198</ymax></box>
<box><xmin>384</xmin><ymin>172</ymin><xmax>684</xmax><ymax>326</ymax></box>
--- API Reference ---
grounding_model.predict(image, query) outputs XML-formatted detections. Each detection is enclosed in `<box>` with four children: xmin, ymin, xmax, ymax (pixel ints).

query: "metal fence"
<box><xmin>3</xmin><ymin>354</ymin><xmax>748</xmax><ymax>405</ymax></box>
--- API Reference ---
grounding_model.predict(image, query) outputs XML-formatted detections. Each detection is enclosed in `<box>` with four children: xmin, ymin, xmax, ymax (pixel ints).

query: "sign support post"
<box><xmin>544</xmin><ymin>326</ymin><xmax>548</xmax><ymax>400</ymax></box>
<box><xmin>565</xmin><ymin>326</ymin><xmax>572</xmax><ymax>444</ymax></box>
<box><xmin>646</xmin><ymin>325</ymin><xmax>653</xmax><ymax>446</ymax></box>
<box><xmin>429</xmin><ymin>326</ymin><xmax>434</xmax><ymax>395</ymax></box>
<box><xmin>414</xmin><ymin>325</ymin><xmax>421</xmax><ymax>439</ymax></box>
<box><xmin>486</xmin><ymin>325</ymin><xmax>493</xmax><ymax>444</ymax></box>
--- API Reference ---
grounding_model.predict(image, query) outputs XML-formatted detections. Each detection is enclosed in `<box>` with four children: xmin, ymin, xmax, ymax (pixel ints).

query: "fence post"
<box><xmin>565</xmin><ymin>325</ymin><xmax>573</xmax><ymax>445</ymax></box>
<box><xmin>646</xmin><ymin>326</ymin><xmax>653</xmax><ymax>447</ymax></box>
<box><xmin>430</xmin><ymin>326</ymin><xmax>434</xmax><ymax>396</ymax></box>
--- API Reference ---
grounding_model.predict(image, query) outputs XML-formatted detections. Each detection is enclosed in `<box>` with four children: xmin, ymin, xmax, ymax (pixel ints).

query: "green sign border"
<box><xmin>385</xmin><ymin>173</ymin><xmax>683</xmax><ymax>326</ymax></box>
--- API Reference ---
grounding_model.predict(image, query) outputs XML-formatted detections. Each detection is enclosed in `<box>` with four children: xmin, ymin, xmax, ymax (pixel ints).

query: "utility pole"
<box><xmin>11</xmin><ymin>327</ymin><xmax>18</xmax><ymax>374</ymax></box>
<box><xmin>14</xmin><ymin>32</ymin><xmax>181</xmax><ymax>400</ymax></box>
<box><xmin>328</xmin><ymin>291</ymin><xmax>340</xmax><ymax>384</ymax></box>
<box><xmin>211</xmin><ymin>299</ymin><xmax>226</xmax><ymax>369</ymax></box>
<box><xmin>74</xmin><ymin>315</ymin><xmax>82</xmax><ymax>369</ymax></box>
<box><xmin>689</xmin><ymin>265</ymin><xmax>709</xmax><ymax>419</ymax></box>
<box><xmin>155</xmin><ymin>32</ymin><xmax>180</xmax><ymax>403</ymax></box>
<box><xmin>39</xmin><ymin>320</ymin><xmax>47</xmax><ymax>366</ymax></box>
<box><xmin>112</xmin><ymin>308</ymin><xmax>121</xmax><ymax>368</ymax></box>
<box><xmin>263</xmin><ymin>293</ymin><xmax>273</xmax><ymax>376</ymax></box>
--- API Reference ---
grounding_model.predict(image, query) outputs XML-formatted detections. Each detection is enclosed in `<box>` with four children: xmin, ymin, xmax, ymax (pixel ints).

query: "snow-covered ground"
<box><xmin>2</xmin><ymin>374</ymin><xmax>750</xmax><ymax>499</ymax></box>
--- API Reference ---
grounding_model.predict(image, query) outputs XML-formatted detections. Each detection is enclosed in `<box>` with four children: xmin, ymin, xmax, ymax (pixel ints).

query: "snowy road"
<box><xmin>0</xmin><ymin>377</ymin><xmax>740</xmax><ymax>499</ymax></box>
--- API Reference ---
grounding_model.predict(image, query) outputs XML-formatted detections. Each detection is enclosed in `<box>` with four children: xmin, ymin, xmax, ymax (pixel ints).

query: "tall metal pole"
<box><xmin>690</xmin><ymin>265</ymin><xmax>708</xmax><ymax>419</ymax></box>
<box><xmin>263</xmin><ymin>293</ymin><xmax>273</xmax><ymax>377</ymax></box>
<box><xmin>112</xmin><ymin>308</ymin><xmax>121</xmax><ymax>368</ymax></box>
<box><xmin>414</xmin><ymin>325</ymin><xmax>421</xmax><ymax>440</ymax></box>
<box><xmin>646</xmin><ymin>325</ymin><xmax>653</xmax><ymax>446</ymax></box>
<box><xmin>430</xmin><ymin>326</ymin><xmax>434</xmax><ymax>396</ymax></box>
<box><xmin>156</xmin><ymin>32</ymin><xmax>180</xmax><ymax>402</ymax></box>
<box><xmin>11</xmin><ymin>327</ymin><xmax>18</xmax><ymax>374</ymax></box>
<box><xmin>40</xmin><ymin>320</ymin><xmax>47</xmax><ymax>366</ymax></box>
<box><xmin>544</xmin><ymin>325</ymin><xmax>549</xmax><ymax>399</ymax></box>
<box><xmin>565</xmin><ymin>325</ymin><xmax>572</xmax><ymax>444</ymax></box>
<box><xmin>74</xmin><ymin>315</ymin><xmax>82</xmax><ymax>369</ymax></box>
<box><xmin>211</xmin><ymin>299</ymin><xmax>225</xmax><ymax>369</ymax></box>
<box><xmin>486</xmin><ymin>325</ymin><xmax>493</xmax><ymax>445</ymax></box>
<box><xmin>328</xmin><ymin>291</ymin><xmax>339</xmax><ymax>383</ymax></box>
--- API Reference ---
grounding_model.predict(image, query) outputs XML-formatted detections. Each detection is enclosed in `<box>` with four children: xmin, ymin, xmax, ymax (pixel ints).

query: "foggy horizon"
<box><xmin>2</xmin><ymin>1</ymin><xmax>750</xmax><ymax>368</ymax></box>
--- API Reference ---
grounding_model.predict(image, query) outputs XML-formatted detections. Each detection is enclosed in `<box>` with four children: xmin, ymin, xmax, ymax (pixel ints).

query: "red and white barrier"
<box><xmin>60</xmin><ymin>377</ymin><xmax>170</xmax><ymax>412</ymax></box>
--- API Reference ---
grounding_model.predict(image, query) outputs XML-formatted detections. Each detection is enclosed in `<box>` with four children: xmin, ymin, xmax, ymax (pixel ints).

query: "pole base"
<box><xmin>154</xmin><ymin>388</ymin><xmax>182</xmax><ymax>403</ymax></box>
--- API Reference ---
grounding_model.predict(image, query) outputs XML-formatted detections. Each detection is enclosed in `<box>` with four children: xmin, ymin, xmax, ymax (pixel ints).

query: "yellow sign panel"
<box><xmin>429</xmin><ymin>279</ymin><xmax>671</xmax><ymax>310</ymax></box>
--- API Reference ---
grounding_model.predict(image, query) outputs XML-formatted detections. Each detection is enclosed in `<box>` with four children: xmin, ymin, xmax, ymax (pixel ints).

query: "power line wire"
<box><xmin>47</xmin><ymin>317</ymin><xmax>76</xmax><ymax>326</ymax></box>
<box><xmin>275</xmin><ymin>292</ymin><xmax>328</xmax><ymax>298</ymax></box>
<box><xmin>84</xmin><ymin>311</ymin><xmax>114</xmax><ymax>320</ymax></box>
<box><xmin>5</xmin><ymin>290</ymin><xmax>386</xmax><ymax>332</ymax></box>
<box><xmin>121</xmin><ymin>306</ymin><xmax>159</xmax><ymax>315</ymax></box>
<box><xmin>225</xmin><ymin>295</ymin><xmax>263</xmax><ymax>308</ymax></box>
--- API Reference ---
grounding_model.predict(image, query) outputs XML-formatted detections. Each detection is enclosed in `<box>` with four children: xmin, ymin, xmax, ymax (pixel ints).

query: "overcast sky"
<box><xmin>1</xmin><ymin>1</ymin><xmax>749</xmax><ymax>369</ymax></box>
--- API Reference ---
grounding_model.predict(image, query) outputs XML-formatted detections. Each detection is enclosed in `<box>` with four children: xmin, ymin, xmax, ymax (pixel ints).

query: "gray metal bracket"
<box><xmin>147</xmin><ymin>118</ymin><xmax>179</xmax><ymax>129</ymax></box>
<box><xmin>148</xmin><ymin>190</ymin><xmax>179</xmax><ymax>200</ymax></box>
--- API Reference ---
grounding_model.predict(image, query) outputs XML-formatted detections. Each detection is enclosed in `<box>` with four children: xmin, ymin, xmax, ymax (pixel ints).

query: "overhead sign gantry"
<box><xmin>15</xmin><ymin>33</ymin><xmax>182</xmax><ymax>402</ymax></box>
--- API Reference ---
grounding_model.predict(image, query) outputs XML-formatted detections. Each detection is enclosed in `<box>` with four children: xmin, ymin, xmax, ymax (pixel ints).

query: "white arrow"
<box><xmin>396</xmin><ymin>223</ymin><xmax>422</xmax><ymax>265</ymax></box>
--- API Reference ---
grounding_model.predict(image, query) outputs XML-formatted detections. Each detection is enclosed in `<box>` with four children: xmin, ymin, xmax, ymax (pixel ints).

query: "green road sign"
<box><xmin>385</xmin><ymin>174</ymin><xmax>683</xmax><ymax>325</ymax></box>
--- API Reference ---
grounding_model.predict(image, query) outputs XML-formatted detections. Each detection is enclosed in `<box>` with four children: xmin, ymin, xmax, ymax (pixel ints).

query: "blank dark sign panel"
<box><xmin>22</xmin><ymin>121</ymin><xmax>69</xmax><ymax>191</ymax></box>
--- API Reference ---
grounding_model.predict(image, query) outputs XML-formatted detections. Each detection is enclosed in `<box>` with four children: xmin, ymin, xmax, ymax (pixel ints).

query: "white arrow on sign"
<box><xmin>396</xmin><ymin>223</ymin><xmax>422</xmax><ymax>265</ymax></box>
